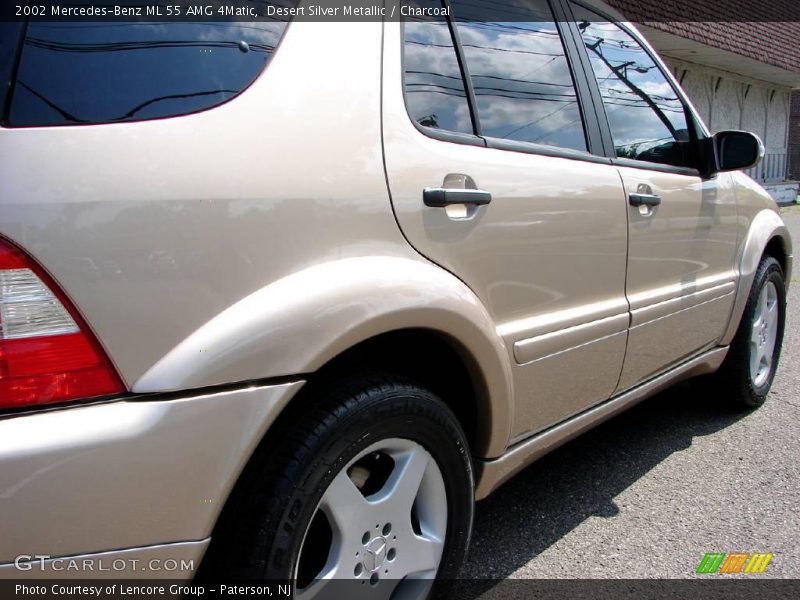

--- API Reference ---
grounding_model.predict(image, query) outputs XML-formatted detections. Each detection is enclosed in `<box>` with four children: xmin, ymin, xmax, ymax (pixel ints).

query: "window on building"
<box><xmin>403</xmin><ymin>0</ymin><xmax>474</xmax><ymax>135</ymax></box>
<box><xmin>572</xmin><ymin>3</ymin><xmax>695</xmax><ymax>168</ymax></box>
<box><xmin>7</xmin><ymin>16</ymin><xmax>293</xmax><ymax>127</ymax></box>
<box><xmin>451</xmin><ymin>0</ymin><xmax>587</xmax><ymax>151</ymax></box>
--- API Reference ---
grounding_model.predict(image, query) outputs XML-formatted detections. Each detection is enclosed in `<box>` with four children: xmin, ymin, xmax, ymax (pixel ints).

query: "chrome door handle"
<box><xmin>423</xmin><ymin>188</ymin><xmax>492</xmax><ymax>208</ymax></box>
<box><xmin>628</xmin><ymin>193</ymin><xmax>661</xmax><ymax>207</ymax></box>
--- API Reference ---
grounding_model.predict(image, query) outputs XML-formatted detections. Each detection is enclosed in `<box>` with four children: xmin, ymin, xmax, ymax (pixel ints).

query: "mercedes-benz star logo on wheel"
<box><xmin>364</xmin><ymin>537</ymin><xmax>388</xmax><ymax>572</ymax></box>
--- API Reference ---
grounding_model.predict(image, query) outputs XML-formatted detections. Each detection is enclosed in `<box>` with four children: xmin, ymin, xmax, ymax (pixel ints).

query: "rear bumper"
<box><xmin>0</xmin><ymin>381</ymin><xmax>304</xmax><ymax>578</ymax></box>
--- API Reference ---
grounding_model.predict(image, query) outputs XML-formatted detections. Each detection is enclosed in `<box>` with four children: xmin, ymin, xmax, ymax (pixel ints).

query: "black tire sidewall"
<box><xmin>736</xmin><ymin>258</ymin><xmax>786</xmax><ymax>404</ymax></box>
<box><xmin>263</xmin><ymin>381</ymin><xmax>474</xmax><ymax>585</ymax></box>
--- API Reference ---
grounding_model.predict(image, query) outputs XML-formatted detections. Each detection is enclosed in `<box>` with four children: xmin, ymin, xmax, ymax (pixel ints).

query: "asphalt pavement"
<box><xmin>465</xmin><ymin>205</ymin><xmax>800</xmax><ymax>580</ymax></box>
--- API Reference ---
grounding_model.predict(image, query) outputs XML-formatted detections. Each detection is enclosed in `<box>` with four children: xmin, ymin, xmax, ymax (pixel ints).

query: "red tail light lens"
<box><xmin>0</xmin><ymin>238</ymin><xmax>125</xmax><ymax>409</ymax></box>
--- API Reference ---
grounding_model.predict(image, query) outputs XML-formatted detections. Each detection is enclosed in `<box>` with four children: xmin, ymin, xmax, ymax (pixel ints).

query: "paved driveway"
<box><xmin>466</xmin><ymin>205</ymin><xmax>800</xmax><ymax>579</ymax></box>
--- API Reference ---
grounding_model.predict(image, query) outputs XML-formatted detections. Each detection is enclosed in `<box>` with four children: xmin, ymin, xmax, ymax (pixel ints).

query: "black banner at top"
<box><xmin>2</xmin><ymin>0</ymin><xmax>800</xmax><ymax>23</ymax></box>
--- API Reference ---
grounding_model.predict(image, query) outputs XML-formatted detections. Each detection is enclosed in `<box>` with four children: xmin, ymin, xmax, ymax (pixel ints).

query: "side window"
<box><xmin>7</xmin><ymin>15</ymin><xmax>293</xmax><ymax>127</ymax></box>
<box><xmin>450</xmin><ymin>0</ymin><xmax>587</xmax><ymax>151</ymax></box>
<box><xmin>403</xmin><ymin>0</ymin><xmax>473</xmax><ymax>135</ymax></box>
<box><xmin>571</xmin><ymin>4</ymin><xmax>695</xmax><ymax>168</ymax></box>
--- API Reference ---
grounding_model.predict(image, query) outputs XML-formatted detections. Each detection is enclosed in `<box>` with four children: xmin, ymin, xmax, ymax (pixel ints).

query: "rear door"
<box><xmin>569</xmin><ymin>2</ymin><xmax>739</xmax><ymax>390</ymax></box>
<box><xmin>383</xmin><ymin>0</ymin><xmax>630</xmax><ymax>440</ymax></box>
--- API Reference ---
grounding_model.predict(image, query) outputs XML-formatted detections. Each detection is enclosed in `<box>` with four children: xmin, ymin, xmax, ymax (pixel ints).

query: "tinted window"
<box><xmin>0</xmin><ymin>22</ymin><xmax>24</xmax><ymax>120</ymax></box>
<box><xmin>8</xmin><ymin>18</ymin><xmax>292</xmax><ymax>127</ymax></box>
<box><xmin>403</xmin><ymin>0</ymin><xmax>473</xmax><ymax>135</ymax></box>
<box><xmin>451</xmin><ymin>0</ymin><xmax>587</xmax><ymax>151</ymax></box>
<box><xmin>572</xmin><ymin>4</ymin><xmax>694</xmax><ymax>167</ymax></box>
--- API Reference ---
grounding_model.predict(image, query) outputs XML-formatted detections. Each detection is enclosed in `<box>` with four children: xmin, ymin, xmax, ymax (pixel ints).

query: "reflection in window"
<box><xmin>451</xmin><ymin>0</ymin><xmax>586</xmax><ymax>151</ymax></box>
<box><xmin>9</xmin><ymin>16</ymin><xmax>292</xmax><ymax>126</ymax></box>
<box><xmin>572</xmin><ymin>4</ymin><xmax>693</xmax><ymax>167</ymax></box>
<box><xmin>403</xmin><ymin>0</ymin><xmax>473</xmax><ymax>135</ymax></box>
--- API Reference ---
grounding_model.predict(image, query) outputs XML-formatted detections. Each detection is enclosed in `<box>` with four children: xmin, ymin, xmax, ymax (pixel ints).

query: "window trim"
<box><xmin>562</xmin><ymin>0</ymin><xmax>705</xmax><ymax>177</ymax></box>
<box><xmin>443</xmin><ymin>0</ymin><xmax>482</xmax><ymax>137</ymax></box>
<box><xmin>483</xmin><ymin>135</ymin><xmax>613</xmax><ymax>164</ymax></box>
<box><xmin>398</xmin><ymin>0</ymin><xmax>609</xmax><ymax>163</ymax></box>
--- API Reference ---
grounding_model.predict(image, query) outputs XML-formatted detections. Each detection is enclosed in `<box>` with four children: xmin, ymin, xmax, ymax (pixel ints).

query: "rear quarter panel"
<box><xmin>0</xmin><ymin>22</ymin><xmax>398</xmax><ymax>385</ymax></box>
<box><xmin>0</xmin><ymin>21</ymin><xmax>516</xmax><ymax>458</ymax></box>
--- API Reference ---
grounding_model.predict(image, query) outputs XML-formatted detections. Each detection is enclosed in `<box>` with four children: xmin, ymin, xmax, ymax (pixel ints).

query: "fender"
<box><xmin>721</xmin><ymin>209</ymin><xmax>793</xmax><ymax>346</ymax></box>
<box><xmin>133</xmin><ymin>256</ymin><xmax>514</xmax><ymax>457</ymax></box>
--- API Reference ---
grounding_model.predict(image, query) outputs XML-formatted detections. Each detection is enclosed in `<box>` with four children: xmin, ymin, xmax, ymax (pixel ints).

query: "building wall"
<box><xmin>664</xmin><ymin>58</ymin><xmax>792</xmax><ymax>183</ymax></box>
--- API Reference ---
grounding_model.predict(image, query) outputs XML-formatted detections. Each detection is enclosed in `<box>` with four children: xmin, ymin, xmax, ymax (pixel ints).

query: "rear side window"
<box><xmin>403</xmin><ymin>0</ymin><xmax>473</xmax><ymax>135</ymax></box>
<box><xmin>451</xmin><ymin>0</ymin><xmax>587</xmax><ymax>151</ymax></box>
<box><xmin>7</xmin><ymin>17</ymin><xmax>293</xmax><ymax>127</ymax></box>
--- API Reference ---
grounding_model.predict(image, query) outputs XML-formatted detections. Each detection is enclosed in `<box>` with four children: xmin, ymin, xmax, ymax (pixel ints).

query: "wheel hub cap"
<box><xmin>749</xmin><ymin>281</ymin><xmax>779</xmax><ymax>388</ymax></box>
<box><xmin>363</xmin><ymin>536</ymin><xmax>388</xmax><ymax>572</ymax></box>
<box><xmin>294</xmin><ymin>438</ymin><xmax>447</xmax><ymax>599</ymax></box>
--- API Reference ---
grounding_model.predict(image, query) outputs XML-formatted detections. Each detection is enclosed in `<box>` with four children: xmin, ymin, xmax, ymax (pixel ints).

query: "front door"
<box><xmin>571</xmin><ymin>5</ymin><xmax>739</xmax><ymax>390</ymax></box>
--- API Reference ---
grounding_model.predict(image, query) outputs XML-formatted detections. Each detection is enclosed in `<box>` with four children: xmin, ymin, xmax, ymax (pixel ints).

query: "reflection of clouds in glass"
<box><xmin>404</xmin><ymin>19</ymin><xmax>472</xmax><ymax>133</ymax></box>
<box><xmin>456</xmin><ymin>19</ymin><xmax>585</xmax><ymax>150</ymax></box>
<box><xmin>575</xmin><ymin>7</ymin><xmax>690</xmax><ymax>162</ymax></box>
<box><xmin>457</xmin><ymin>22</ymin><xmax>568</xmax><ymax>84</ymax></box>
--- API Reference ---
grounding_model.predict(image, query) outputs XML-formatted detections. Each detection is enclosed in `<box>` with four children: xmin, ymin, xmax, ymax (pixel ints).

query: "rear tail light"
<box><xmin>0</xmin><ymin>237</ymin><xmax>125</xmax><ymax>409</ymax></box>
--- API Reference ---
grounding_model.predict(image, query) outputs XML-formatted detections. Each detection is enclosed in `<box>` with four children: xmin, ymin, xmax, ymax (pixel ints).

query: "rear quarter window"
<box><xmin>6</xmin><ymin>17</ymin><xmax>293</xmax><ymax>127</ymax></box>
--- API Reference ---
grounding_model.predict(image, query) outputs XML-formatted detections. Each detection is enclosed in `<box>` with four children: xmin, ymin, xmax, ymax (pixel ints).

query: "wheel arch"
<box><xmin>721</xmin><ymin>209</ymin><xmax>793</xmax><ymax>346</ymax></box>
<box><xmin>133</xmin><ymin>256</ymin><xmax>514</xmax><ymax>458</ymax></box>
<box><xmin>297</xmin><ymin>328</ymin><xmax>489</xmax><ymax>456</ymax></box>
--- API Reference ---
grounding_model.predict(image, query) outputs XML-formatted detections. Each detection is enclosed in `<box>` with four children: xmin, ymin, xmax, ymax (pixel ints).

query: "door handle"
<box><xmin>423</xmin><ymin>188</ymin><xmax>492</xmax><ymax>208</ymax></box>
<box><xmin>628</xmin><ymin>193</ymin><xmax>661</xmax><ymax>207</ymax></box>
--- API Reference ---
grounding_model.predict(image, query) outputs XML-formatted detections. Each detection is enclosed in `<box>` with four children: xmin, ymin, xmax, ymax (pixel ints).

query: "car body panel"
<box><xmin>0</xmin><ymin>4</ymin><xmax>794</xmax><ymax>578</ymax></box>
<box><xmin>0</xmin><ymin>21</ymin><xmax>399</xmax><ymax>388</ymax></box>
<box><xmin>382</xmin><ymin>20</ymin><xmax>630</xmax><ymax>439</ymax></box>
<box><xmin>474</xmin><ymin>346</ymin><xmax>729</xmax><ymax>499</ymax></box>
<box><xmin>0</xmin><ymin>382</ymin><xmax>302</xmax><ymax>564</ymax></box>
<box><xmin>722</xmin><ymin>175</ymin><xmax>794</xmax><ymax>345</ymax></box>
<box><xmin>134</xmin><ymin>256</ymin><xmax>515</xmax><ymax>458</ymax></box>
<box><xmin>615</xmin><ymin>167</ymin><xmax>739</xmax><ymax>389</ymax></box>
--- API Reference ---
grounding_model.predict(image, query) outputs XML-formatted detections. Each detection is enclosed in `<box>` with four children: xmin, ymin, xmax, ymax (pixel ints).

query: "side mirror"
<box><xmin>712</xmin><ymin>130</ymin><xmax>764</xmax><ymax>172</ymax></box>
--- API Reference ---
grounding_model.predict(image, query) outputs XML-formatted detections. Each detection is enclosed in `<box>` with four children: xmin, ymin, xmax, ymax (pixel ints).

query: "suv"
<box><xmin>0</xmin><ymin>0</ymin><xmax>792</xmax><ymax>594</ymax></box>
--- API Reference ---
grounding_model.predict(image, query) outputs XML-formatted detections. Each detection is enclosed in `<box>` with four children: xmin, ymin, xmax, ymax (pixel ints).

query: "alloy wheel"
<box><xmin>294</xmin><ymin>438</ymin><xmax>448</xmax><ymax>599</ymax></box>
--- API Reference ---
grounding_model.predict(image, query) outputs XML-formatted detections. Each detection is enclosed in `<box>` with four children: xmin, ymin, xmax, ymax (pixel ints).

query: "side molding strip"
<box><xmin>473</xmin><ymin>346</ymin><xmax>729</xmax><ymax>500</ymax></box>
<box><xmin>513</xmin><ymin>313</ymin><xmax>628</xmax><ymax>365</ymax></box>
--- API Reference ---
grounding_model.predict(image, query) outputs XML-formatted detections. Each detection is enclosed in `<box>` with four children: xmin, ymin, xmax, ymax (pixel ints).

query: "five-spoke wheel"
<box><xmin>749</xmin><ymin>280</ymin><xmax>779</xmax><ymax>388</ymax></box>
<box><xmin>208</xmin><ymin>376</ymin><xmax>474</xmax><ymax>600</ymax></box>
<box><xmin>296</xmin><ymin>439</ymin><xmax>447</xmax><ymax>599</ymax></box>
<box><xmin>713</xmin><ymin>255</ymin><xmax>786</xmax><ymax>408</ymax></box>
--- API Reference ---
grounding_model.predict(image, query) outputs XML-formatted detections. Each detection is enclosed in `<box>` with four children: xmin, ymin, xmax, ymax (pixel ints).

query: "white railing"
<box><xmin>746</xmin><ymin>149</ymin><xmax>787</xmax><ymax>183</ymax></box>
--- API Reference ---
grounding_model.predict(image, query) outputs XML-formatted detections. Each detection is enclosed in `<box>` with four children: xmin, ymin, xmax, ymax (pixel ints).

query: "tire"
<box><xmin>208</xmin><ymin>375</ymin><xmax>474</xmax><ymax>599</ymax></box>
<box><xmin>714</xmin><ymin>255</ymin><xmax>786</xmax><ymax>408</ymax></box>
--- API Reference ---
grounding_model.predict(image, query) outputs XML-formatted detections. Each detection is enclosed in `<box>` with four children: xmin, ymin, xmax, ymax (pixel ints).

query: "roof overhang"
<box><xmin>638</xmin><ymin>25</ymin><xmax>800</xmax><ymax>88</ymax></box>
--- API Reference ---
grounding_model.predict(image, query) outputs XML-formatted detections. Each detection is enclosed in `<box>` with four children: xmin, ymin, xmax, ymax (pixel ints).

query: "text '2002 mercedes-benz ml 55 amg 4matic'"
<box><xmin>0</xmin><ymin>0</ymin><xmax>792</xmax><ymax>595</ymax></box>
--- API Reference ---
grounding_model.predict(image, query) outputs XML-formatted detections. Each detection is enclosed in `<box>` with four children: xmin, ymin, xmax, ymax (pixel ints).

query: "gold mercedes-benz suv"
<box><xmin>0</xmin><ymin>0</ymin><xmax>792</xmax><ymax>595</ymax></box>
